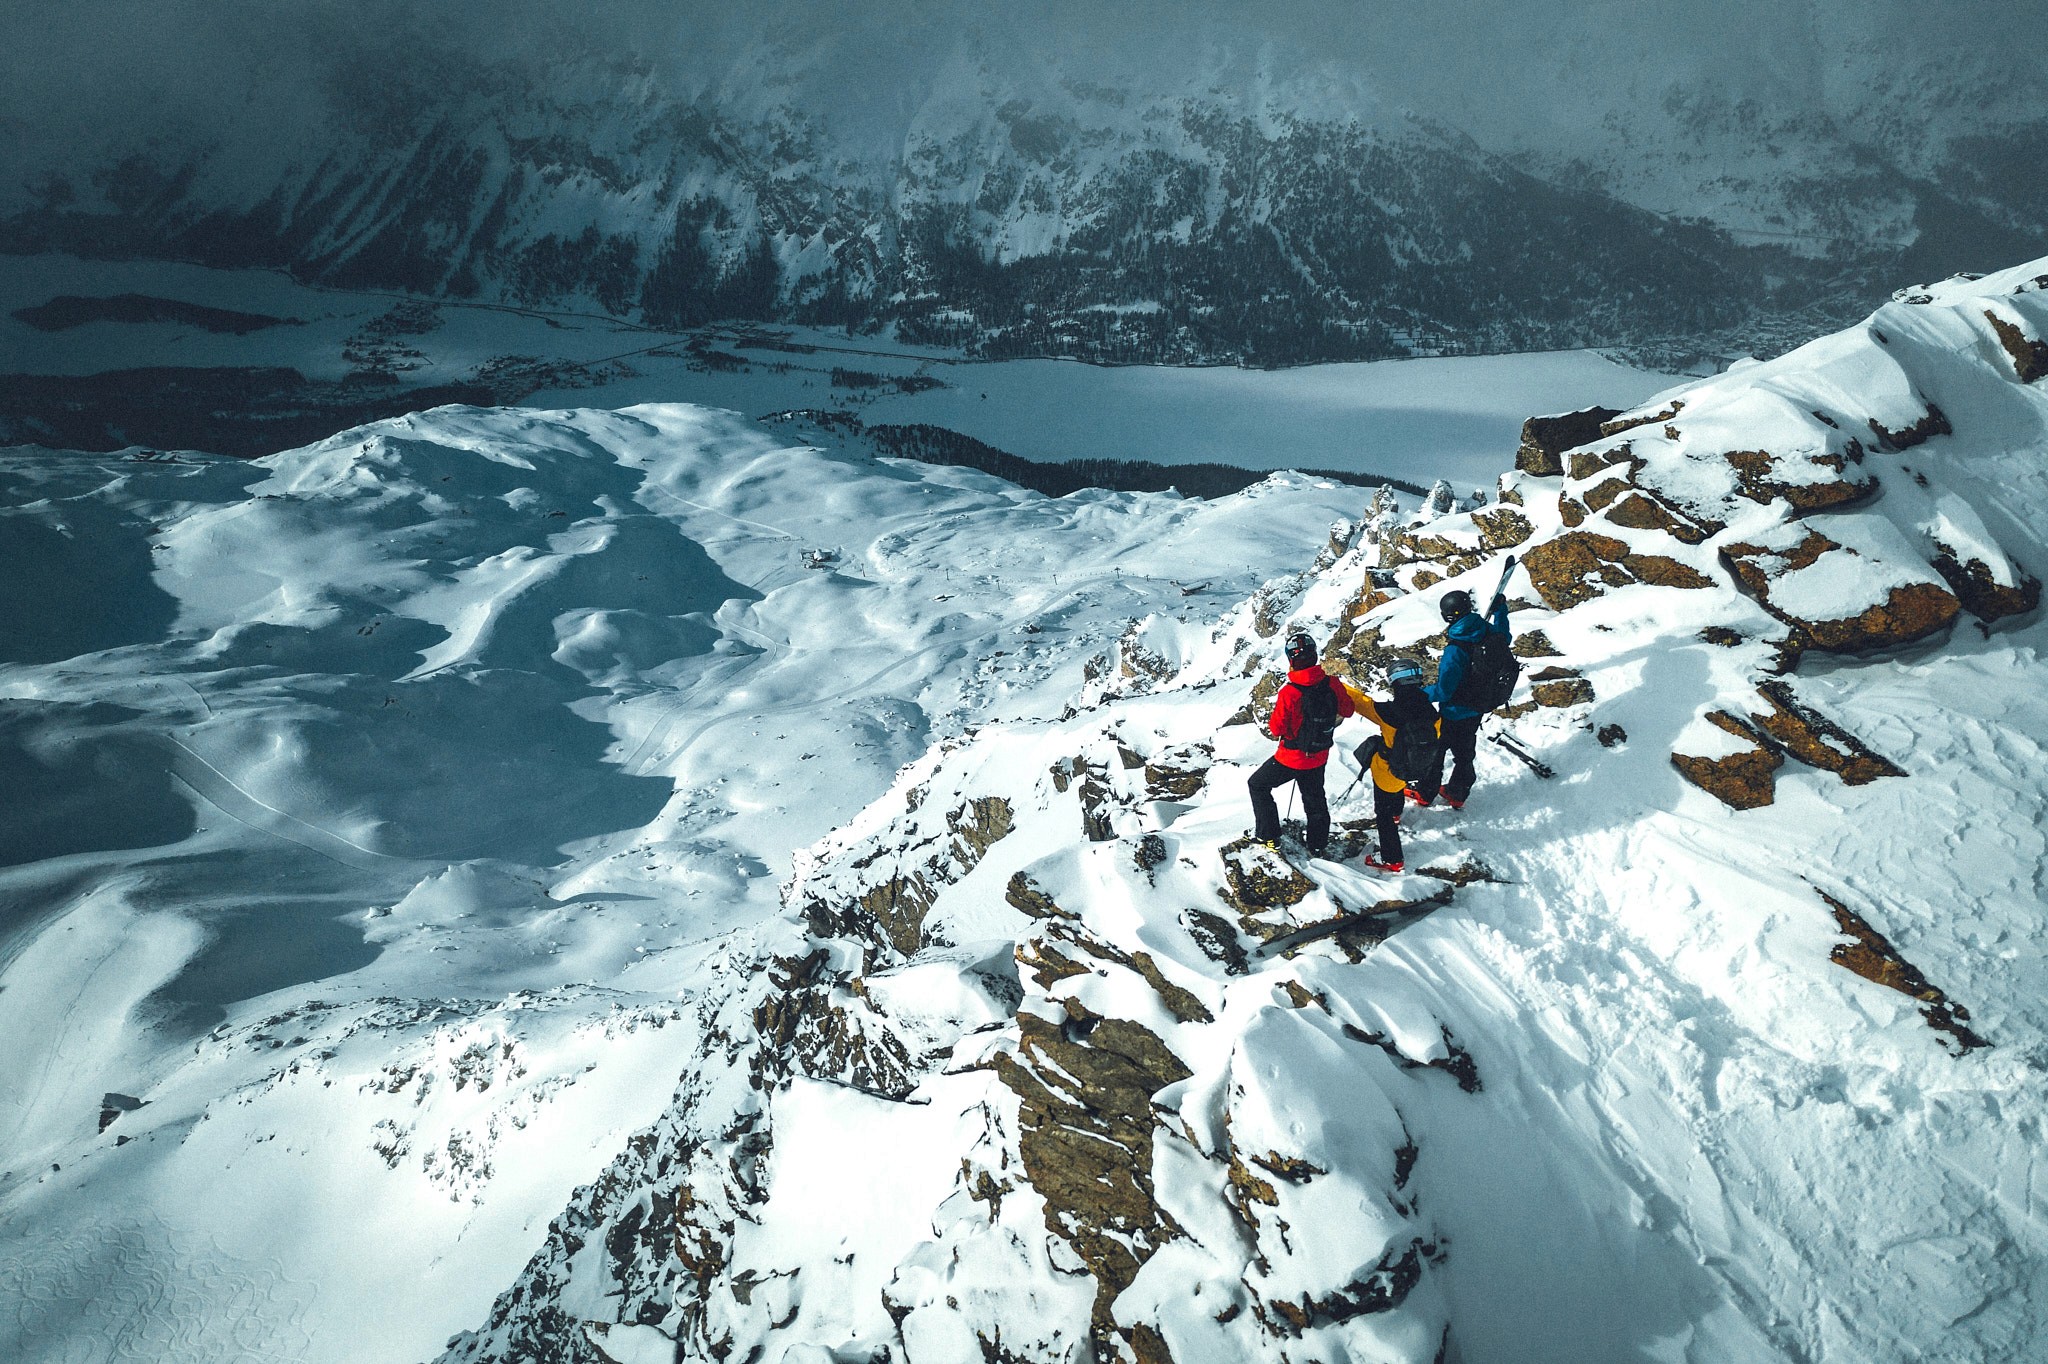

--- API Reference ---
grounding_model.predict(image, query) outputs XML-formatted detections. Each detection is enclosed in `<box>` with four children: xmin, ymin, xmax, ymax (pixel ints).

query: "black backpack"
<box><xmin>1357</xmin><ymin>691</ymin><xmax>1441</xmax><ymax>784</ymax></box>
<box><xmin>1450</xmin><ymin>626</ymin><xmax>1521</xmax><ymax>713</ymax></box>
<box><xmin>1288</xmin><ymin>679</ymin><xmax>1341</xmax><ymax>754</ymax></box>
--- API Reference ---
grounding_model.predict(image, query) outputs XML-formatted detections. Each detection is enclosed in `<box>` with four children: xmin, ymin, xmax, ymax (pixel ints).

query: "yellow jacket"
<box><xmin>1355</xmin><ymin>695</ymin><xmax>1440</xmax><ymax>793</ymax></box>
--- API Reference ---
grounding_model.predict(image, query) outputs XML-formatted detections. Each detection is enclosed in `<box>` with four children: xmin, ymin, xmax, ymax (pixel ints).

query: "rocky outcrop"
<box><xmin>1747</xmin><ymin>682</ymin><xmax>1905</xmax><ymax>786</ymax></box>
<box><xmin>799</xmin><ymin>794</ymin><xmax>1015</xmax><ymax>958</ymax></box>
<box><xmin>1985</xmin><ymin>310</ymin><xmax>2048</xmax><ymax>383</ymax></box>
<box><xmin>1521</xmin><ymin>530</ymin><xmax>1713</xmax><ymax>610</ymax></box>
<box><xmin>1720</xmin><ymin>446</ymin><xmax>1874</xmax><ymax>513</ymax></box>
<box><xmin>1820</xmin><ymin>890</ymin><xmax>1987</xmax><ymax>1054</ymax></box>
<box><xmin>1515</xmin><ymin>407</ymin><xmax>1622</xmax><ymax>477</ymax></box>
<box><xmin>1672</xmin><ymin>713</ymin><xmax>1785</xmax><ymax>809</ymax></box>
<box><xmin>1722</xmin><ymin>524</ymin><xmax>1961</xmax><ymax>654</ymax></box>
<box><xmin>990</xmin><ymin>1005</ymin><xmax>1192</xmax><ymax>1349</ymax></box>
<box><xmin>1928</xmin><ymin>546</ymin><xmax>2042</xmax><ymax>622</ymax></box>
<box><xmin>1528</xmin><ymin>668</ymin><xmax>1594</xmax><ymax>708</ymax></box>
<box><xmin>1217</xmin><ymin>836</ymin><xmax>1318</xmax><ymax>925</ymax></box>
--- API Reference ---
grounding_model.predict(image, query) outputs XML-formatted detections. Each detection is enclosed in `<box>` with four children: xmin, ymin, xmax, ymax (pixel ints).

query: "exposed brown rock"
<box><xmin>1522</xmin><ymin>530</ymin><xmax>1712</xmax><ymax>610</ymax></box>
<box><xmin>1516</xmin><ymin>406</ymin><xmax>1621</xmax><ymax>476</ymax></box>
<box><xmin>1144</xmin><ymin>744</ymin><xmax>1212</xmax><ymax>800</ymax></box>
<box><xmin>1266</xmin><ymin>882</ymin><xmax>1456</xmax><ymax>961</ymax></box>
<box><xmin>1626</xmin><ymin>553</ymin><xmax>1715</xmax><ymax>591</ymax></box>
<box><xmin>751</xmin><ymin>982</ymin><xmax>919</xmax><ymax>1098</ymax></box>
<box><xmin>1471</xmin><ymin>505</ymin><xmax>1535</xmax><ymax>550</ymax></box>
<box><xmin>1748</xmin><ymin>681</ymin><xmax>1905</xmax><ymax>785</ymax></box>
<box><xmin>1722</xmin><ymin>448</ymin><xmax>1872</xmax><ymax>512</ymax></box>
<box><xmin>1985</xmin><ymin>311</ymin><xmax>2048</xmax><ymax>383</ymax></box>
<box><xmin>1598</xmin><ymin>401</ymin><xmax>1683</xmax><ymax>438</ymax></box>
<box><xmin>1006</xmin><ymin>871</ymin><xmax>1074</xmax><ymax>920</ymax></box>
<box><xmin>1064</xmin><ymin>928</ymin><xmax>1215</xmax><ymax>1024</ymax></box>
<box><xmin>991</xmin><ymin>1007</ymin><xmax>1193</xmax><ymax>1347</ymax></box>
<box><xmin>1927</xmin><ymin>546</ymin><xmax>2042</xmax><ymax>623</ymax></box>
<box><xmin>1581</xmin><ymin>475</ymin><xmax>1632</xmax><ymax>513</ymax></box>
<box><xmin>1699</xmin><ymin>626</ymin><xmax>1744</xmax><ymax>647</ymax></box>
<box><xmin>1224</xmin><ymin>670</ymin><xmax>1285</xmax><ymax>728</ymax></box>
<box><xmin>1259</xmin><ymin>1243</ymin><xmax>1439</xmax><ymax>1337</ymax></box>
<box><xmin>1321</xmin><ymin>620</ymin><xmax>1437</xmax><ymax>692</ymax></box>
<box><xmin>1567</xmin><ymin>444</ymin><xmax>1640</xmax><ymax>482</ymax></box>
<box><xmin>1530</xmin><ymin>671</ymin><xmax>1594</xmax><ymax>707</ymax></box>
<box><xmin>1279</xmin><ymin>980</ymin><xmax>1321</xmax><ymax>1009</ymax></box>
<box><xmin>1217</xmin><ymin>836</ymin><xmax>1316</xmax><ymax>923</ymax></box>
<box><xmin>1558</xmin><ymin>494</ymin><xmax>1588</xmax><ymax>528</ymax></box>
<box><xmin>1819</xmin><ymin>889</ymin><xmax>1988</xmax><ymax>1053</ymax></box>
<box><xmin>860</xmin><ymin>871</ymin><xmax>944</xmax><ymax>958</ymax></box>
<box><xmin>1810</xmin><ymin>583</ymin><xmax>1960</xmax><ymax>653</ymax></box>
<box><xmin>1670</xmin><ymin>711</ymin><xmax>1783</xmax><ymax>809</ymax></box>
<box><xmin>1184</xmin><ymin>908</ymin><xmax>1250</xmax><ymax>976</ymax></box>
<box><xmin>1524</xmin><ymin>531</ymin><xmax>1632</xmax><ymax>608</ymax></box>
<box><xmin>1867</xmin><ymin>403</ymin><xmax>1952</xmax><ymax>451</ymax></box>
<box><xmin>1077</xmin><ymin>771</ymin><xmax>1117</xmax><ymax>842</ymax></box>
<box><xmin>1339</xmin><ymin>1022</ymin><xmax>1483</xmax><ymax>1094</ymax></box>
<box><xmin>950</xmin><ymin>796</ymin><xmax>1015</xmax><ymax>861</ymax></box>
<box><xmin>1250</xmin><ymin>586</ymin><xmax>1289</xmax><ymax>638</ymax></box>
<box><xmin>1512</xmin><ymin>629</ymin><xmax>1562</xmax><ymax>658</ymax></box>
<box><xmin>813</xmin><ymin>796</ymin><xmax>1016</xmax><ymax>956</ymax></box>
<box><xmin>1721</xmin><ymin>533</ymin><xmax>1962</xmax><ymax>654</ymax></box>
<box><xmin>1602</xmin><ymin>490</ymin><xmax>1716</xmax><ymax>543</ymax></box>
<box><xmin>1016</xmin><ymin>938</ymin><xmax>1094</xmax><ymax>991</ymax></box>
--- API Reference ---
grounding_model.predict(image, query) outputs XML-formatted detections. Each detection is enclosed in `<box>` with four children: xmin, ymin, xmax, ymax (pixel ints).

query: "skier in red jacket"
<box><xmin>1248</xmin><ymin>631</ymin><xmax>1361</xmax><ymax>857</ymax></box>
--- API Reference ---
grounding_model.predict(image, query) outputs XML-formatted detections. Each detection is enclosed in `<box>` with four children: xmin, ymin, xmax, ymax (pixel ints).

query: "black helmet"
<box><xmin>1284</xmin><ymin>632</ymin><xmax>1318</xmax><ymax>669</ymax></box>
<box><xmin>1439</xmin><ymin>589</ymin><xmax>1473</xmax><ymax>623</ymax></box>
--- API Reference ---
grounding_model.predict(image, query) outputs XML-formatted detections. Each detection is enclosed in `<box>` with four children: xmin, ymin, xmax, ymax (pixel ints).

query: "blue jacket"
<box><xmin>1428</xmin><ymin>601</ymin><xmax>1512</xmax><ymax>720</ymax></box>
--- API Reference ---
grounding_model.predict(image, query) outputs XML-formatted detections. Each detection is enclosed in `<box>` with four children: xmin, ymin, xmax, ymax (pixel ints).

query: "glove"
<box><xmin>1489</xmin><ymin>593</ymin><xmax>1507</xmax><ymax>615</ymax></box>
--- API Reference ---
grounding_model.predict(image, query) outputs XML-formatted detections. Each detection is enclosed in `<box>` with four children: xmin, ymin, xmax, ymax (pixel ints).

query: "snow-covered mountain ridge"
<box><xmin>0</xmin><ymin>402</ymin><xmax>1372</xmax><ymax>1361</ymax></box>
<box><xmin>438</xmin><ymin>259</ymin><xmax>2048</xmax><ymax>1362</ymax></box>
<box><xmin>7</xmin><ymin>2</ymin><xmax>2044</xmax><ymax>366</ymax></box>
<box><xmin>4</xmin><ymin>255</ymin><xmax>2047</xmax><ymax>1364</ymax></box>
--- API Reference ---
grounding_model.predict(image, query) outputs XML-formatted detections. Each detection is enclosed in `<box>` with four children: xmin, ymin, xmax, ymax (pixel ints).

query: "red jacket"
<box><xmin>1267</xmin><ymin>665</ymin><xmax>1359</xmax><ymax>769</ymax></box>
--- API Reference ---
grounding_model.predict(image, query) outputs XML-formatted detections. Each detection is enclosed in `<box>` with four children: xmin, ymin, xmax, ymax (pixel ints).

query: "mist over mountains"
<box><xmin>6</xmin><ymin>0</ymin><xmax>2045</xmax><ymax>364</ymax></box>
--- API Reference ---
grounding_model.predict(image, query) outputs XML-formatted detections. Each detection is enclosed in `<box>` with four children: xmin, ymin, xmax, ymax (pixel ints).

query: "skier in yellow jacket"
<box><xmin>1350</xmin><ymin>658</ymin><xmax>1441</xmax><ymax>872</ymax></box>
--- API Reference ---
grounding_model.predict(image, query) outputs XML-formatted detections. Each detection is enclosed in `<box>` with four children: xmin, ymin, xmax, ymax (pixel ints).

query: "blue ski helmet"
<box><xmin>1387</xmin><ymin>659</ymin><xmax>1425</xmax><ymax>687</ymax></box>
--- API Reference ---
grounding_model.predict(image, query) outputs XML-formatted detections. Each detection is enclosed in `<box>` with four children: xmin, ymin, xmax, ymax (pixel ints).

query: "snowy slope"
<box><xmin>0</xmin><ymin>406</ymin><xmax>1371</xmax><ymax>1361</ymax></box>
<box><xmin>429</xmin><ymin>259</ymin><xmax>2048</xmax><ymax>1362</ymax></box>
<box><xmin>5</xmin><ymin>256</ymin><xmax>2048</xmax><ymax>1364</ymax></box>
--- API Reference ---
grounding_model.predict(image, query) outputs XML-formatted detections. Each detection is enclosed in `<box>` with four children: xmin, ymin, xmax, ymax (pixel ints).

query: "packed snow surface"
<box><xmin>6</xmin><ymin>258</ymin><xmax>2048</xmax><ymax>1363</ymax></box>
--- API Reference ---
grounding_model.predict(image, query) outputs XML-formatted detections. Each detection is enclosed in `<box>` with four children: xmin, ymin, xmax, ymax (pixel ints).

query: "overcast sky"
<box><xmin>3</xmin><ymin>0</ymin><xmax>2041</xmax><ymax>190</ymax></box>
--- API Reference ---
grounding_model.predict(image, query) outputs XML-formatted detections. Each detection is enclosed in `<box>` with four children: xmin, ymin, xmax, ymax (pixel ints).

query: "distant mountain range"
<box><xmin>5</xmin><ymin>1</ymin><xmax>2043</xmax><ymax>365</ymax></box>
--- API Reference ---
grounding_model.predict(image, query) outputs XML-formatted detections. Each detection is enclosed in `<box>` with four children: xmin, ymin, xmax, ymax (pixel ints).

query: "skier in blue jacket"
<box><xmin>1409</xmin><ymin>588</ymin><xmax>1511</xmax><ymax>808</ymax></box>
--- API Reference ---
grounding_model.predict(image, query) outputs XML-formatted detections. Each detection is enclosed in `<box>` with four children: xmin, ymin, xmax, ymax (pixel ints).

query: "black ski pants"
<box><xmin>1249</xmin><ymin>758</ymin><xmax>1329</xmax><ymax>854</ymax></box>
<box><xmin>1417</xmin><ymin>713</ymin><xmax>1483</xmax><ymax>804</ymax></box>
<box><xmin>1372</xmin><ymin>783</ymin><xmax>1405</xmax><ymax>865</ymax></box>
